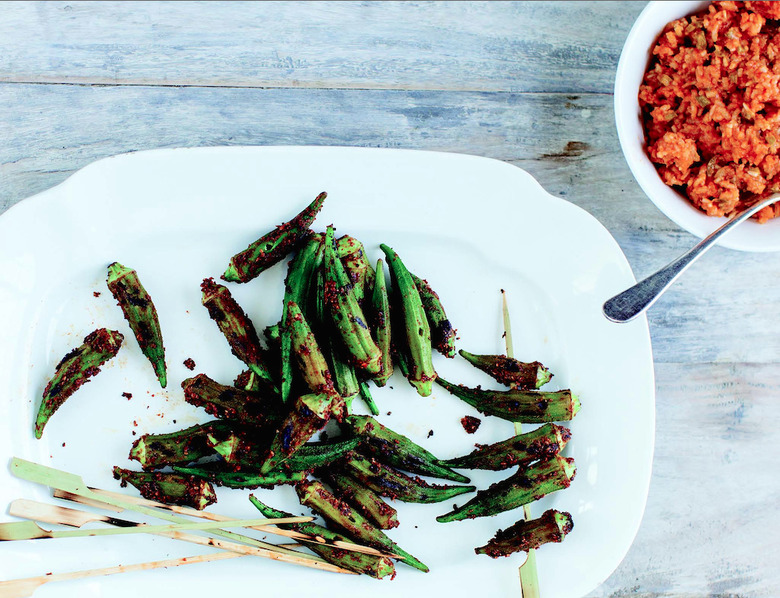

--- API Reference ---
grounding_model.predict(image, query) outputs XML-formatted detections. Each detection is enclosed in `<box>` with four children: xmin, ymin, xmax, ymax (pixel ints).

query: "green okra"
<box><xmin>296</xmin><ymin>479</ymin><xmax>429</xmax><ymax>573</ymax></box>
<box><xmin>475</xmin><ymin>509</ymin><xmax>574</xmax><ymax>558</ymax></box>
<box><xmin>459</xmin><ymin>349</ymin><xmax>552</xmax><ymax>389</ymax></box>
<box><xmin>181</xmin><ymin>373</ymin><xmax>281</xmax><ymax>428</ymax></box>
<box><xmin>442</xmin><ymin>423</ymin><xmax>571</xmax><ymax>471</ymax></box>
<box><xmin>368</xmin><ymin>258</ymin><xmax>393</xmax><ymax>387</ymax></box>
<box><xmin>324</xmin><ymin>226</ymin><xmax>382</xmax><ymax>377</ymax></box>
<box><xmin>249</xmin><ymin>495</ymin><xmax>395</xmax><ymax>579</ymax></box>
<box><xmin>340</xmin><ymin>451</ymin><xmax>475</xmax><ymax>504</ymax></box>
<box><xmin>129</xmin><ymin>420</ymin><xmax>235</xmax><ymax>470</ymax></box>
<box><xmin>410</xmin><ymin>272</ymin><xmax>457</xmax><ymax>359</ymax></box>
<box><xmin>336</xmin><ymin>235</ymin><xmax>375</xmax><ymax>304</ymax></box>
<box><xmin>328</xmin><ymin>343</ymin><xmax>361</xmax><ymax>412</ymax></box>
<box><xmin>259</xmin><ymin>392</ymin><xmax>338</xmax><ymax>474</ymax></box>
<box><xmin>112</xmin><ymin>467</ymin><xmax>217</xmax><ymax>510</ymax></box>
<box><xmin>222</xmin><ymin>191</ymin><xmax>326</xmax><ymax>283</ymax></box>
<box><xmin>321</xmin><ymin>471</ymin><xmax>400</xmax><ymax>530</ymax></box>
<box><xmin>106</xmin><ymin>262</ymin><xmax>167</xmax><ymax>388</ymax></box>
<box><xmin>35</xmin><ymin>328</ymin><xmax>124</xmax><ymax>439</ymax></box>
<box><xmin>436</xmin><ymin>455</ymin><xmax>576</xmax><ymax>523</ymax></box>
<box><xmin>347</xmin><ymin>415</ymin><xmax>470</xmax><ymax>483</ymax></box>
<box><xmin>435</xmin><ymin>378</ymin><xmax>580</xmax><ymax>423</ymax></box>
<box><xmin>201</xmin><ymin>277</ymin><xmax>277</xmax><ymax>390</ymax></box>
<box><xmin>380</xmin><ymin>244</ymin><xmax>435</xmax><ymax>396</ymax></box>
<box><xmin>358</xmin><ymin>379</ymin><xmax>380</xmax><ymax>416</ymax></box>
<box><xmin>172</xmin><ymin>465</ymin><xmax>305</xmax><ymax>489</ymax></box>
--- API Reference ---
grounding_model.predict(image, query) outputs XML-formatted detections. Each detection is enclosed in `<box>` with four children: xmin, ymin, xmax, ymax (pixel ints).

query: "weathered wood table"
<box><xmin>2</xmin><ymin>2</ymin><xmax>778</xmax><ymax>596</ymax></box>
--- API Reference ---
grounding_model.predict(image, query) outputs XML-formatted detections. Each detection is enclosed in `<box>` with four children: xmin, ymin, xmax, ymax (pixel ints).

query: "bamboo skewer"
<box><xmin>54</xmin><ymin>488</ymin><xmax>393</xmax><ymax>557</ymax></box>
<box><xmin>0</xmin><ymin>551</ymin><xmax>245</xmax><ymax>598</ymax></box>
<box><xmin>502</xmin><ymin>290</ymin><xmax>541</xmax><ymax>598</ymax></box>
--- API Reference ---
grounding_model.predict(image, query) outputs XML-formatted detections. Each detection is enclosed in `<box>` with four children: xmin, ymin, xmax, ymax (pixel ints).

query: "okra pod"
<box><xmin>328</xmin><ymin>343</ymin><xmax>361</xmax><ymax>412</ymax></box>
<box><xmin>436</xmin><ymin>455</ymin><xmax>576</xmax><ymax>523</ymax></box>
<box><xmin>358</xmin><ymin>380</ymin><xmax>380</xmax><ymax>416</ymax></box>
<box><xmin>172</xmin><ymin>465</ymin><xmax>305</xmax><ymax>489</ymax></box>
<box><xmin>129</xmin><ymin>420</ymin><xmax>235</xmax><ymax>470</ymax></box>
<box><xmin>296</xmin><ymin>479</ymin><xmax>429</xmax><ymax>573</ymax></box>
<box><xmin>475</xmin><ymin>509</ymin><xmax>574</xmax><ymax>558</ymax></box>
<box><xmin>249</xmin><ymin>496</ymin><xmax>395</xmax><ymax>579</ymax></box>
<box><xmin>321</xmin><ymin>471</ymin><xmax>400</xmax><ymax>530</ymax></box>
<box><xmin>233</xmin><ymin>369</ymin><xmax>263</xmax><ymax>392</ymax></box>
<box><xmin>380</xmin><ymin>244</ymin><xmax>435</xmax><ymax>396</ymax></box>
<box><xmin>112</xmin><ymin>467</ymin><xmax>217</xmax><ymax>510</ymax></box>
<box><xmin>259</xmin><ymin>392</ymin><xmax>338</xmax><ymax>474</ymax></box>
<box><xmin>285</xmin><ymin>300</ymin><xmax>339</xmax><ymax>402</ymax></box>
<box><xmin>35</xmin><ymin>328</ymin><xmax>124</xmax><ymax>439</ymax></box>
<box><xmin>368</xmin><ymin>258</ymin><xmax>393</xmax><ymax>387</ymax></box>
<box><xmin>336</xmin><ymin>235</ymin><xmax>375</xmax><ymax>304</ymax></box>
<box><xmin>410</xmin><ymin>273</ymin><xmax>457</xmax><ymax>358</ymax></box>
<box><xmin>106</xmin><ymin>262</ymin><xmax>167</xmax><ymax>388</ymax></box>
<box><xmin>435</xmin><ymin>378</ymin><xmax>580</xmax><ymax>423</ymax></box>
<box><xmin>442</xmin><ymin>423</ymin><xmax>571</xmax><ymax>471</ymax></box>
<box><xmin>181</xmin><ymin>373</ymin><xmax>281</xmax><ymax>428</ymax></box>
<box><xmin>459</xmin><ymin>349</ymin><xmax>552</xmax><ymax>389</ymax></box>
<box><xmin>201</xmin><ymin>277</ymin><xmax>276</xmax><ymax>390</ymax></box>
<box><xmin>347</xmin><ymin>415</ymin><xmax>470</xmax><ymax>483</ymax></box>
<box><xmin>222</xmin><ymin>191</ymin><xmax>326</xmax><ymax>283</ymax></box>
<box><xmin>340</xmin><ymin>451</ymin><xmax>475</xmax><ymax>504</ymax></box>
<box><xmin>324</xmin><ymin>226</ymin><xmax>382</xmax><ymax>376</ymax></box>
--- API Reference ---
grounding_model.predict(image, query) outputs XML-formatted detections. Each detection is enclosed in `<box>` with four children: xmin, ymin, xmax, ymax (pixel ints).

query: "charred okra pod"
<box><xmin>436</xmin><ymin>455</ymin><xmax>576</xmax><ymax>523</ymax></box>
<box><xmin>249</xmin><ymin>496</ymin><xmax>395</xmax><ymax>579</ymax></box>
<box><xmin>222</xmin><ymin>191</ymin><xmax>326</xmax><ymax>283</ymax></box>
<box><xmin>380</xmin><ymin>244</ymin><xmax>435</xmax><ymax>396</ymax></box>
<box><xmin>336</xmin><ymin>235</ymin><xmax>375</xmax><ymax>304</ymax></box>
<box><xmin>285</xmin><ymin>300</ymin><xmax>339</xmax><ymax>402</ymax></box>
<box><xmin>459</xmin><ymin>349</ymin><xmax>552</xmax><ymax>389</ymax></box>
<box><xmin>129</xmin><ymin>420</ymin><xmax>235</xmax><ymax>470</ymax></box>
<box><xmin>201</xmin><ymin>278</ymin><xmax>277</xmax><ymax>390</ymax></box>
<box><xmin>347</xmin><ymin>415</ymin><xmax>469</xmax><ymax>483</ymax></box>
<box><xmin>35</xmin><ymin>328</ymin><xmax>124</xmax><ymax>439</ymax></box>
<box><xmin>368</xmin><ymin>258</ymin><xmax>393</xmax><ymax>387</ymax></box>
<box><xmin>296</xmin><ymin>479</ymin><xmax>429</xmax><ymax>573</ymax></box>
<box><xmin>172</xmin><ymin>465</ymin><xmax>305</xmax><ymax>489</ymax></box>
<box><xmin>436</xmin><ymin>378</ymin><xmax>580</xmax><ymax>423</ymax></box>
<box><xmin>112</xmin><ymin>467</ymin><xmax>217</xmax><ymax>510</ymax></box>
<box><xmin>475</xmin><ymin>509</ymin><xmax>574</xmax><ymax>558</ymax></box>
<box><xmin>260</xmin><ymin>392</ymin><xmax>339</xmax><ymax>474</ymax></box>
<box><xmin>324</xmin><ymin>226</ymin><xmax>382</xmax><ymax>376</ymax></box>
<box><xmin>321</xmin><ymin>471</ymin><xmax>400</xmax><ymax>530</ymax></box>
<box><xmin>106</xmin><ymin>262</ymin><xmax>167</xmax><ymax>388</ymax></box>
<box><xmin>410</xmin><ymin>273</ymin><xmax>457</xmax><ymax>358</ymax></box>
<box><xmin>358</xmin><ymin>380</ymin><xmax>380</xmax><ymax>416</ymax></box>
<box><xmin>442</xmin><ymin>423</ymin><xmax>571</xmax><ymax>471</ymax></box>
<box><xmin>340</xmin><ymin>451</ymin><xmax>475</xmax><ymax>504</ymax></box>
<box><xmin>181</xmin><ymin>373</ymin><xmax>280</xmax><ymax>428</ymax></box>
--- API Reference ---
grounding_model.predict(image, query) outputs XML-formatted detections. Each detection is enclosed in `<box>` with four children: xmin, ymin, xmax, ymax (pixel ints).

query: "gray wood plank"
<box><xmin>0</xmin><ymin>1</ymin><xmax>645</xmax><ymax>93</ymax></box>
<box><xmin>587</xmin><ymin>361</ymin><xmax>780</xmax><ymax>597</ymax></box>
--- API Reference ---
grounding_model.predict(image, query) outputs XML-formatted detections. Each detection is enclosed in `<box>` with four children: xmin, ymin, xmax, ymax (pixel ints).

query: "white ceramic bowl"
<box><xmin>615</xmin><ymin>1</ymin><xmax>780</xmax><ymax>252</ymax></box>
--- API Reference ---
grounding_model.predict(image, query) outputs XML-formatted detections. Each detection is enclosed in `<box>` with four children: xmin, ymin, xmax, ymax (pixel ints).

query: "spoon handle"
<box><xmin>603</xmin><ymin>194</ymin><xmax>780</xmax><ymax>323</ymax></box>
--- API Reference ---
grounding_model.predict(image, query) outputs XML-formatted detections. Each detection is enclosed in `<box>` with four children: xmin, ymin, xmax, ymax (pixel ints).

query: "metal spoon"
<box><xmin>603</xmin><ymin>193</ymin><xmax>780</xmax><ymax>323</ymax></box>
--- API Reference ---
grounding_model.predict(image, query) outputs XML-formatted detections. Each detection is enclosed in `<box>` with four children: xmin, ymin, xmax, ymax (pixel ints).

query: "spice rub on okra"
<box><xmin>640</xmin><ymin>1</ymin><xmax>780</xmax><ymax>221</ymax></box>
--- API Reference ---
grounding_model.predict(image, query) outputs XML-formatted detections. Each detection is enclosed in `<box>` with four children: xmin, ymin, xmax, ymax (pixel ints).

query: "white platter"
<box><xmin>0</xmin><ymin>147</ymin><xmax>654</xmax><ymax>598</ymax></box>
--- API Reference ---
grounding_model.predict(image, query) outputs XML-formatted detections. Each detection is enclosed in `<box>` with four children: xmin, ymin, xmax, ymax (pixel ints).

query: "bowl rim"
<box><xmin>614</xmin><ymin>0</ymin><xmax>780</xmax><ymax>253</ymax></box>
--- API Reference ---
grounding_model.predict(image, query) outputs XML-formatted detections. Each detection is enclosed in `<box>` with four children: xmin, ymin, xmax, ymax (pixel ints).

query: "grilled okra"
<box><xmin>340</xmin><ymin>451</ymin><xmax>475</xmax><ymax>504</ymax></box>
<box><xmin>112</xmin><ymin>467</ymin><xmax>216</xmax><ymax>510</ymax></box>
<box><xmin>347</xmin><ymin>415</ymin><xmax>469</xmax><ymax>483</ymax></box>
<box><xmin>436</xmin><ymin>455</ymin><xmax>576</xmax><ymax>523</ymax></box>
<box><xmin>172</xmin><ymin>465</ymin><xmax>305</xmax><ymax>489</ymax></box>
<box><xmin>380</xmin><ymin>244</ymin><xmax>435</xmax><ymax>396</ymax></box>
<box><xmin>410</xmin><ymin>273</ymin><xmax>457</xmax><ymax>358</ymax></box>
<box><xmin>475</xmin><ymin>509</ymin><xmax>574</xmax><ymax>558</ymax></box>
<box><xmin>201</xmin><ymin>277</ymin><xmax>276</xmax><ymax>390</ymax></box>
<box><xmin>436</xmin><ymin>378</ymin><xmax>580</xmax><ymax>423</ymax></box>
<box><xmin>296</xmin><ymin>479</ymin><xmax>429</xmax><ymax>572</ymax></box>
<box><xmin>320</xmin><ymin>470</ymin><xmax>400</xmax><ymax>530</ymax></box>
<box><xmin>249</xmin><ymin>495</ymin><xmax>396</xmax><ymax>579</ymax></box>
<box><xmin>129</xmin><ymin>420</ymin><xmax>235</xmax><ymax>470</ymax></box>
<box><xmin>35</xmin><ymin>328</ymin><xmax>124</xmax><ymax>439</ymax></box>
<box><xmin>106</xmin><ymin>262</ymin><xmax>167</xmax><ymax>388</ymax></box>
<box><xmin>285</xmin><ymin>300</ymin><xmax>339</xmax><ymax>403</ymax></box>
<box><xmin>181</xmin><ymin>373</ymin><xmax>281</xmax><ymax>428</ymax></box>
<box><xmin>222</xmin><ymin>191</ymin><xmax>326</xmax><ymax>283</ymax></box>
<box><xmin>324</xmin><ymin>226</ymin><xmax>382</xmax><ymax>376</ymax></box>
<box><xmin>368</xmin><ymin>258</ymin><xmax>393</xmax><ymax>387</ymax></box>
<box><xmin>459</xmin><ymin>349</ymin><xmax>552</xmax><ymax>389</ymax></box>
<box><xmin>336</xmin><ymin>235</ymin><xmax>375</xmax><ymax>304</ymax></box>
<box><xmin>442</xmin><ymin>423</ymin><xmax>571</xmax><ymax>471</ymax></box>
